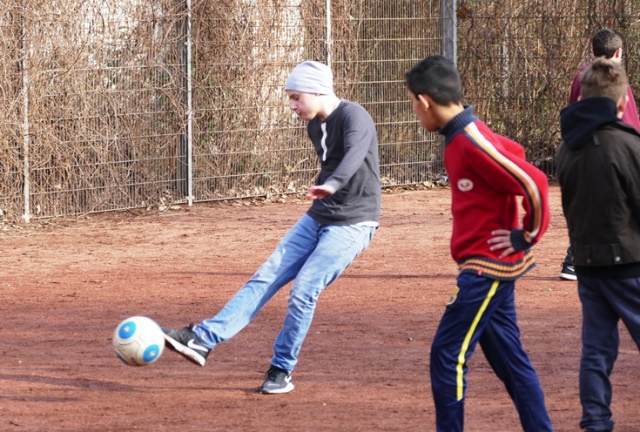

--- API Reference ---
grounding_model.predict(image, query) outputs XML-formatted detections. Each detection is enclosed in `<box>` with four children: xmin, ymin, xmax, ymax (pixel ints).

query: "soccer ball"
<box><xmin>113</xmin><ymin>316</ymin><xmax>165</xmax><ymax>366</ymax></box>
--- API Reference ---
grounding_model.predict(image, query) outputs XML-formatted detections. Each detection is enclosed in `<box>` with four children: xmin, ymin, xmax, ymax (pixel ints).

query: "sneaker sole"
<box><xmin>559</xmin><ymin>273</ymin><xmax>577</xmax><ymax>281</ymax></box>
<box><xmin>259</xmin><ymin>382</ymin><xmax>295</xmax><ymax>395</ymax></box>
<box><xmin>163</xmin><ymin>334</ymin><xmax>207</xmax><ymax>367</ymax></box>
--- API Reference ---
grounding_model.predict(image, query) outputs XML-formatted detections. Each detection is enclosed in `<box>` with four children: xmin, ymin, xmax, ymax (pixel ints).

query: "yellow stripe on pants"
<box><xmin>455</xmin><ymin>279</ymin><xmax>500</xmax><ymax>400</ymax></box>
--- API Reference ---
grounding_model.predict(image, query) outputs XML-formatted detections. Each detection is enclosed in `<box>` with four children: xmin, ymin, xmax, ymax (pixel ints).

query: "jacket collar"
<box><xmin>439</xmin><ymin>106</ymin><xmax>479</xmax><ymax>145</ymax></box>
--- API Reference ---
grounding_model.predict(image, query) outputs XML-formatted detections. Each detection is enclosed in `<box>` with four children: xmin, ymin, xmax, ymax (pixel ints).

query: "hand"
<box><xmin>487</xmin><ymin>229</ymin><xmax>515</xmax><ymax>259</ymax></box>
<box><xmin>306</xmin><ymin>184</ymin><xmax>335</xmax><ymax>200</ymax></box>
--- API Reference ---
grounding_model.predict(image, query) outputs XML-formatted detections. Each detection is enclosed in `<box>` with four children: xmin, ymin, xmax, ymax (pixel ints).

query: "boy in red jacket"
<box><xmin>405</xmin><ymin>55</ymin><xmax>553</xmax><ymax>432</ymax></box>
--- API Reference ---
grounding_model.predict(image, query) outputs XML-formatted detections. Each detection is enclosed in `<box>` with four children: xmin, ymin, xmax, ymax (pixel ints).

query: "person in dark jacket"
<box><xmin>159</xmin><ymin>61</ymin><xmax>381</xmax><ymax>394</ymax></box>
<box><xmin>557</xmin><ymin>58</ymin><xmax>640</xmax><ymax>432</ymax></box>
<box><xmin>559</xmin><ymin>28</ymin><xmax>640</xmax><ymax>281</ymax></box>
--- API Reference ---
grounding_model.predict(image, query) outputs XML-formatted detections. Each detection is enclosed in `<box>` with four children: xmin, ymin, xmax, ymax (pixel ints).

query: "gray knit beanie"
<box><xmin>285</xmin><ymin>61</ymin><xmax>334</xmax><ymax>95</ymax></box>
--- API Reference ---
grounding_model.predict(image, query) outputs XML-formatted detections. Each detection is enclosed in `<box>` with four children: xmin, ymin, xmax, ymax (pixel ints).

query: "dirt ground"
<box><xmin>1</xmin><ymin>185</ymin><xmax>639</xmax><ymax>432</ymax></box>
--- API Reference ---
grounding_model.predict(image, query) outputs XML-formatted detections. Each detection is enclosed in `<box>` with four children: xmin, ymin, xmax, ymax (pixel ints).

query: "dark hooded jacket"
<box><xmin>557</xmin><ymin>96</ymin><xmax>640</xmax><ymax>278</ymax></box>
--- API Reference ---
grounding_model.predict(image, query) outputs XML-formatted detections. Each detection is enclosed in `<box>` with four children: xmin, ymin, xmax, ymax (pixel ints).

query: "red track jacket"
<box><xmin>439</xmin><ymin>107</ymin><xmax>550</xmax><ymax>281</ymax></box>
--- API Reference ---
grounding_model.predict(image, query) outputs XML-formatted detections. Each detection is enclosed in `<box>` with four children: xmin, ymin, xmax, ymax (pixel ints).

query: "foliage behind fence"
<box><xmin>1</xmin><ymin>0</ymin><xmax>639</xmax><ymax>222</ymax></box>
<box><xmin>458</xmin><ymin>0</ymin><xmax>640</xmax><ymax>173</ymax></box>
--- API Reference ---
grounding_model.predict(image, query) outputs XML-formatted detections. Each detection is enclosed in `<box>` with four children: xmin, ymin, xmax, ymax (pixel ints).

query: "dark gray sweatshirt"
<box><xmin>306</xmin><ymin>100</ymin><xmax>381</xmax><ymax>225</ymax></box>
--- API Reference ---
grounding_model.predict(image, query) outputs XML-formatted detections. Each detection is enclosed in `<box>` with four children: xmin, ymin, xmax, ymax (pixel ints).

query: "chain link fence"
<box><xmin>187</xmin><ymin>1</ymin><xmax>444</xmax><ymax>204</ymax></box>
<box><xmin>1</xmin><ymin>0</ymin><xmax>639</xmax><ymax>222</ymax></box>
<box><xmin>458</xmin><ymin>0</ymin><xmax>640</xmax><ymax>173</ymax></box>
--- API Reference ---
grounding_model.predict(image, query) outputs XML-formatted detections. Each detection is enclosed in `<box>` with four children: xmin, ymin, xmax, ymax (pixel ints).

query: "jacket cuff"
<box><xmin>509</xmin><ymin>228</ymin><xmax>531</xmax><ymax>252</ymax></box>
<box><xmin>323</xmin><ymin>179</ymin><xmax>341</xmax><ymax>194</ymax></box>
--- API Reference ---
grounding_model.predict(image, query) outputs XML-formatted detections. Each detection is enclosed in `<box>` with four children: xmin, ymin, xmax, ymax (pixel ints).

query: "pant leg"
<box><xmin>564</xmin><ymin>245</ymin><xmax>574</xmax><ymax>265</ymax></box>
<box><xmin>194</xmin><ymin>215</ymin><xmax>319</xmax><ymax>347</ymax></box>
<box><xmin>271</xmin><ymin>223</ymin><xmax>376</xmax><ymax>372</ymax></box>
<box><xmin>479</xmin><ymin>285</ymin><xmax>553</xmax><ymax>432</ymax></box>
<box><xmin>430</xmin><ymin>273</ymin><xmax>508</xmax><ymax>432</ymax></box>
<box><xmin>577</xmin><ymin>276</ymin><xmax>618</xmax><ymax>432</ymax></box>
<box><xmin>603</xmin><ymin>276</ymin><xmax>640</xmax><ymax>350</ymax></box>
<box><xmin>578</xmin><ymin>275</ymin><xmax>640</xmax><ymax>432</ymax></box>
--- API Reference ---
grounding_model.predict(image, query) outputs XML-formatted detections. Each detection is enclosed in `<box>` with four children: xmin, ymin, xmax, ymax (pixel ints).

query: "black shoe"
<box><xmin>259</xmin><ymin>366</ymin><xmax>294</xmax><ymax>394</ymax></box>
<box><xmin>162</xmin><ymin>324</ymin><xmax>210</xmax><ymax>366</ymax></box>
<box><xmin>559</xmin><ymin>263</ymin><xmax>577</xmax><ymax>281</ymax></box>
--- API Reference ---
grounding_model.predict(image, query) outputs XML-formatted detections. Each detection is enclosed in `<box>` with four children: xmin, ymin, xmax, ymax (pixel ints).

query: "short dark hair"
<box><xmin>404</xmin><ymin>55</ymin><xmax>463</xmax><ymax>105</ymax></box>
<box><xmin>580</xmin><ymin>58</ymin><xmax>628</xmax><ymax>102</ymax></box>
<box><xmin>592</xmin><ymin>29</ymin><xmax>623</xmax><ymax>58</ymax></box>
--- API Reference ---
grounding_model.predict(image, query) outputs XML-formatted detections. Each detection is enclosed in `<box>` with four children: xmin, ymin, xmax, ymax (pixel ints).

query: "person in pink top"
<box><xmin>560</xmin><ymin>28</ymin><xmax>640</xmax><ymax>281</ymax></box>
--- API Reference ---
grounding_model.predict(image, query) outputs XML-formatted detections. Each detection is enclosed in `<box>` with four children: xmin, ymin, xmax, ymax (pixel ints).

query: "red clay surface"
<box><xmin>1</xmin><ymin>185</ymin><xmax>639</xmax><ymax>431</ymax></box>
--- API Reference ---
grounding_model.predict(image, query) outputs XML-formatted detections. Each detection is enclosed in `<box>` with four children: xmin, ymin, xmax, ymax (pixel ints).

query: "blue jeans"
<box><xmin>193</xmin><ymin>214</ymin><xmax>376</xmax><ymax>372</ymax></box>
<box><xmin>578</xmin><ymin>275</ymin><xmax>640</xmax><ymax>432</ymax></box>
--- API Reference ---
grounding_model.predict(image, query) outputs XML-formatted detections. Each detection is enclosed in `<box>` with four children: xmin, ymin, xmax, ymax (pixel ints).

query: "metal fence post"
<box><xmin>177</xmin><ymin>0</ymin><xmax>194</xmax><ymax>205</ymax></box>
<box><xmin>20</xmin><ymin>2</ymin><xmax>31</xmax><ymax>223</ymax></box>
<box><xmin>186</xmin><ymin>0</ymin><xmax>193</xmax><ymax>206</ymax></box>
<box><xmin>440</xmin><ymin>0</ymin><xmax>457</xmax><ymax>64</ymax></box>
<box><xmin>326</xmin><ymin>0</ymin><xmax>332</xmax><ymax>67</ymax></box>
<box><xmin>440</xmin><ymin>0</ymin><xmax>457</xmax><ymax>177</ymax></box>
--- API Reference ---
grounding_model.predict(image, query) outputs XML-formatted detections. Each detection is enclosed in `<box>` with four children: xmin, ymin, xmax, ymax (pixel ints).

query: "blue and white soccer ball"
<box><xmin>113</xmin><ymin>316</ymin><xmax>165</xmax><ymax>366</ymax></box>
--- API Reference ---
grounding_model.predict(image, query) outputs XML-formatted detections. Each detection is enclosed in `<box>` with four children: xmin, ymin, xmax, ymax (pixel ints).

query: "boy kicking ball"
<box><xmin>160</xmin><ymin>60</ymin><xmax>381</xmax><ymax>394</ymax></box>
